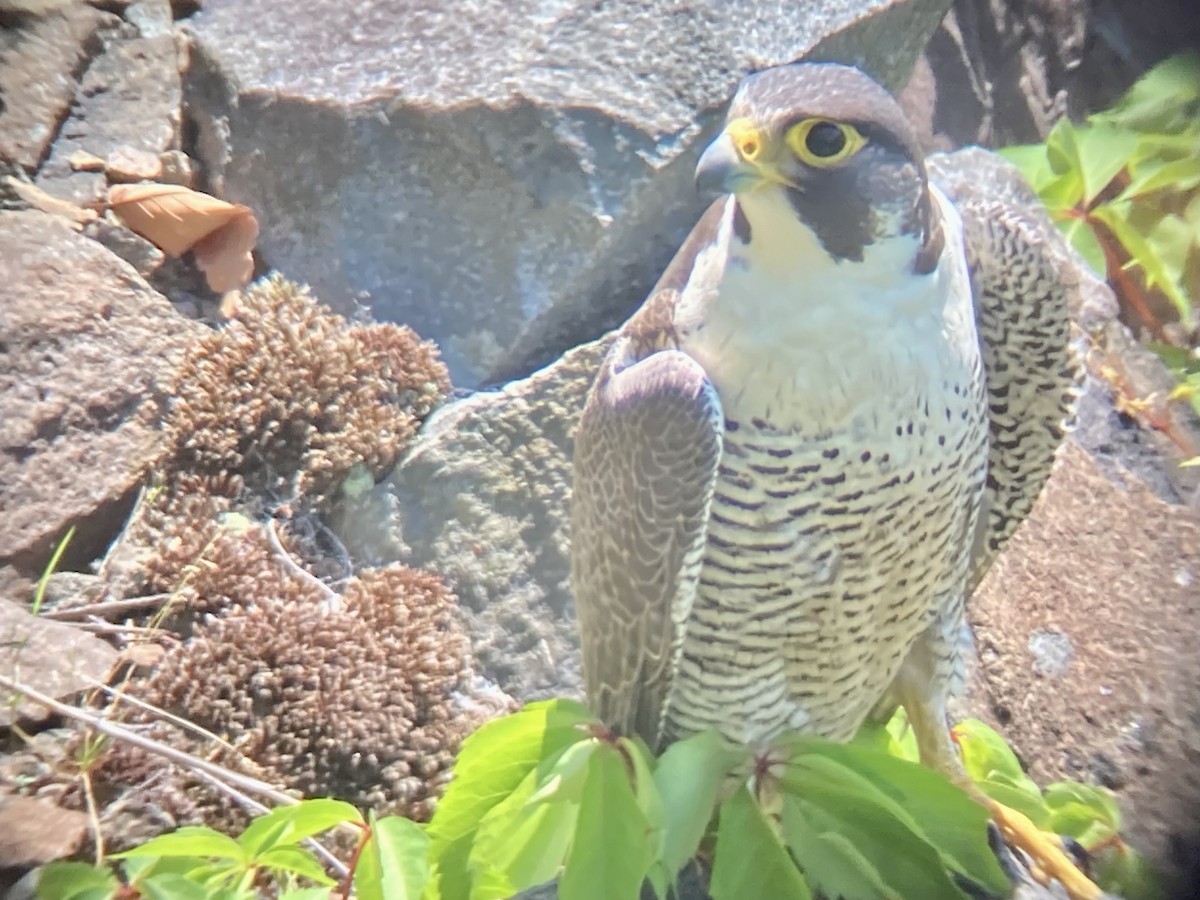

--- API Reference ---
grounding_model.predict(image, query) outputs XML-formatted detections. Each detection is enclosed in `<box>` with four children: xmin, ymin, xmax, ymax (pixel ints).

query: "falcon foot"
<box><xmin>983</xmin><ymin>795</ymin><xmax>1102</xmax><ymax>900</ymax></box>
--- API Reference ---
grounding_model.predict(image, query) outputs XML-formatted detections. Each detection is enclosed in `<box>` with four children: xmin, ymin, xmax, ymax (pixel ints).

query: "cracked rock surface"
<box><xmin>185</xmin><ymin>0</ymin><xmax>951</xmax><ymax>386</ymax></box>
<box><xmin>0</xmin><ymin>211</ymin><xmax>204</xmax><ymax>577</ymax></box>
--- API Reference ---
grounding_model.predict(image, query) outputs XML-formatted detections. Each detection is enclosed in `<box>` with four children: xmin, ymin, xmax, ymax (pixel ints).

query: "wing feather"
<box><xmin>571</xmin><ymin>344</ymin><xmax>722</xmax><ymax>748</ymax></box>
<box><xmin>570</xmin><ymin>200</ymin><xmax>728</xmax><ymax>748</ymax></box>
<box><xmin>952</xmin><ymin>193</ymin><xmax>1082</xmax><ymax>592</ymax></box>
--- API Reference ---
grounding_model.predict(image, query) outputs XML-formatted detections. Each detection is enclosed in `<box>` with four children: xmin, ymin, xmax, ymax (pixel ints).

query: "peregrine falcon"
<box><xmin>570</xmin><ymin>63</ymin><xmax>1090</xmax><ymax>896</ymax></box>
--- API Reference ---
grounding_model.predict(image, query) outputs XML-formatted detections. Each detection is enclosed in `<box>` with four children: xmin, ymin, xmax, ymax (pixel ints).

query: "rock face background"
<box><xmin>2</xmin><ymin>0</ymin><xmax>1199</xmax><ymax>892</ymax></box>
<box><xmin>184</xmin><ymin>0</ymin><xmax>951</xmax><ymax>387</ymax></box>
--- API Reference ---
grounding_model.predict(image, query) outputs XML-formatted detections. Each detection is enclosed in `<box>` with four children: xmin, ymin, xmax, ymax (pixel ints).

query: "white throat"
<box><xmin>673</xmin><ymin>185</ymin><xmax>976</xmax><ymax>428</ymax></box>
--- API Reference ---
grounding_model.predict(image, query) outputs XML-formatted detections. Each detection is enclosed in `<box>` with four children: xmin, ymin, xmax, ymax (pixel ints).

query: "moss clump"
<box><xmin>75</xmin><ymin>274</ymin><xmax>493</xmax><ymax>841</ymax></box>
<box><xmin>136</xmin><ymin>525</ymin><xmax>481</xmax><ymax>819</ymax></box>
<box><xmin>152</xmin><ymin>273</ymin><xmax>450</xmax><ymax>505</ymax></box>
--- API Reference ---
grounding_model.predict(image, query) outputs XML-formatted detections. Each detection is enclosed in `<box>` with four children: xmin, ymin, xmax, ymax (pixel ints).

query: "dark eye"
<box><xmin>785</xmin><ymin>118</ymin><xmax>866</xmax><ymax>166</ymax></box>
<box><xmin>805</xmin><ymin>121</ymin><xmax>847</xmax><ymax>158</ymax></box>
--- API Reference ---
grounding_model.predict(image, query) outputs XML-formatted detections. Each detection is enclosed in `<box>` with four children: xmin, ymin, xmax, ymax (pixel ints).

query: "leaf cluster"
<box><xmin>949</xmin><ymin>719</ymin><xmax>1164</xmax><ymax>900</ymax></box>
<box><xmin>1000</xmin><ymin>52</ymin><xmax>1200</xmax><ymax>349</ymax></box>
<box><xmin>38</xmin><ymin>799</ymin><xmax>429</xmax><ymax>900</ymax></box>
<box><xmin>37</xmin><ymin>705</ymin><xmax>1163</xmax><ymax>900</ymax></box>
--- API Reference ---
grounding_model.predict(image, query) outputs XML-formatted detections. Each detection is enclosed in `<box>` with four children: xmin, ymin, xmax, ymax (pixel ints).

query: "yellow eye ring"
<box><xmin>785</xmin><ymin>118</ymin><xmax>866</xmax><ymax>167</ymax></box>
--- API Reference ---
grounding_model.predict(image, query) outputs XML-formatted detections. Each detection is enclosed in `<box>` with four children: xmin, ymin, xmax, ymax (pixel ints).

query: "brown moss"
<box><xmin>83</xmin><ymin>275</ymin><xmax>480</xmax><ymax>838</ymax></box>
<box><xmin>152</xmin><ymin>273</ymin><xmax>450</xmax><ymax>505</ymax></box>
<box><xmin>136</xmin><ymin>557</ymin><xmax>481</xmax><ymax>820</ymax></box>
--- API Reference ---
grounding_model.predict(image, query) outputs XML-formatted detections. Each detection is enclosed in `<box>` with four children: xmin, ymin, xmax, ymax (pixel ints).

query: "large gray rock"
<box><xmin>333</xmin><ymin>336</ymin><xmax>612</xmax><ymax>700</ymax></box>
<box><xmin>185</xmin><ymin>0</ymin><xmax>951</xmax><ymax>387</ymax></box>
<box><xmin>0</xmin><ymin>210</ymin><xmax>204</xmax><ymax>578</ymax></box>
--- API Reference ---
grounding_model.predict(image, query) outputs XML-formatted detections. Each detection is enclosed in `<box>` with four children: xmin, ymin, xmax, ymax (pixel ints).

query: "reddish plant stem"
<box><xmin>339</xmin><ymin>822</ymin><xmax>371</xmax><ymax>899</ymax></box>
<box><xmin>1090</xmin><ymin>213</ymin><xmax>1169</xmax><ymax>342</ymax></box>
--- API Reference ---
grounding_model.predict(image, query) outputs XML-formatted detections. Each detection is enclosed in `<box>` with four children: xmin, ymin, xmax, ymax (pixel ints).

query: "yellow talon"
<box><xmin>983</xmin><ymin>796</ymin><xmax>1103</xmax><ymax>900</ymax></box>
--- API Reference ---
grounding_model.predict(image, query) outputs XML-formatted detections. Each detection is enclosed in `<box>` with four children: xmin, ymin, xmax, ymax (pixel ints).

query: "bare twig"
<box><xmin>0</xmin><ymin>673</ymin><xmax>362</xmax><ymax>872</ymax></box>
<box><xmin>42</xmin><ymin>594</ymin><xmax>174</xmax><ymax>622</ymax></box>
<box><xmin>78</xmin><ymin>676</ymin><xmax>238</xmax><ymax>754</ymax></box>
<box><xmin>265</xmin><ymin>517</ymin><xmax>340</xmax><ymax>606</ymax></box>
<box><xmin>0</xmin><ymin>673</ymin><xmax>299</xmax><ymax>808</ymax></box>
<box><xmin>82</xmin><ymin>767</ymin><xmax>104</xmax><ymax>865</ymax></box>
<box><xmin>73</xmin><ymin>621</ymin><xmax>171</xmax><ymax>638</ymax></box>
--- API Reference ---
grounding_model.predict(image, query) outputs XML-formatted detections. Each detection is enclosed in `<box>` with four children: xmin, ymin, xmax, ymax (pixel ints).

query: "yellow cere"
<box><xmin>785</xmin><ymin>117</ymin><xmax>867</xmax><ymax>167</ymax></box>
<box><xmin>725</xmin><ymin>117</ymin><xmax>765</xmax><ymax>162</ymax></box>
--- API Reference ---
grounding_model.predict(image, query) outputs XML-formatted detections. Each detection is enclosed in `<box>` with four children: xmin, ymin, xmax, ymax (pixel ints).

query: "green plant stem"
<box><xmin>32</xmin><ymin>525</ymin><xmax>75</xmax><ymax>616</ymax></box>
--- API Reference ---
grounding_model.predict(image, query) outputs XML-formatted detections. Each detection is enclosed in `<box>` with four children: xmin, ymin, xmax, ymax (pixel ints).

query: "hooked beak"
<box><xmin>694</xmin><ymin>130</ymin><xmax>764</xmax><ymax>196</ymax></box>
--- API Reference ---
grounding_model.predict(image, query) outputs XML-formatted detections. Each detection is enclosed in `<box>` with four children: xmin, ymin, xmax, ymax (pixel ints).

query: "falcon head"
<box><xmin>695</xmin><ymin>63</ymin><xmax>942</xmax><ymax>273</ymax></box>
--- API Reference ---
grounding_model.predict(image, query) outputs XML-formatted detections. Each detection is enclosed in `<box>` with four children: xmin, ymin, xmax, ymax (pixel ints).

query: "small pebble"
<box><xmin>67</xmin><ymin>150</ymin><xmax>105</xmax><ymax>172</ymax></box>
<box><xmin>105</xmin><ymin>145</ymin><xmax>163</xmax><ymax>183</ymax></box>
<box><xmin>1028</xmin><ymin>627</ymin><xmax>1074</xmax><ymax>678</ymax></box>
<box><xmin>158</xmin><ymin>149</ymin><xmax>195</xmax><ymax>187</ymax></box>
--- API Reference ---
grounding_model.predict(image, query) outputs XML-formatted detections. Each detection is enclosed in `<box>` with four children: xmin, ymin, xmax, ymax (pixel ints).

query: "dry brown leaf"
<box><xmin>219</xmin><ymin>289</ymin><xmax>245</xmax><ymax>319</ymax></box>
<box><xmin>4</xmin><ymin>177</ymin><xmax>98</xmax><ymax>228</ymax></box>
<box><xmin>193</xmin><ymin>209</ymin><xmax>259</xmax><ymax>293</ymax></box>
<box><xmin>108</xmin><ymin>183</ymin><xmax>259</xmax><ymax>292</ymax></box>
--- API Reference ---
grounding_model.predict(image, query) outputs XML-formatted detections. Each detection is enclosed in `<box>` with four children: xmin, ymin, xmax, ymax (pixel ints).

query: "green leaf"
<box><xmin>999</xmin><ymin>144</ymin><xmax>1054</xmax><ymax>192</ymax></box>
<box><xmin>787</xmin><ymin>740</ymin><xmax>1009</xmax><ymax>895</ymax></box>
<box><xmin>1043</xmin><ymin>782</ymin><xmax>1121</xmax><ymax>847</ymax></box>
<box><xmin>1040</xmin><ymin>171</ymin><xmax>1086</xmax><ymax>211</ymax></box>
<box><xmin>425</xmin><ymin>700</ymin><xmax>592</xmax><ymax>900</ymax></box>
<box><xmin>135</xmin><ymin>874</ymin><xmax>213</xmax><ymax>900</ymax></box>
<box><xmin>257</xmin><ymin>845</ymin><xmax>337</xmax><ymax>885</ymax></box>
<box><xmin>952</xmin><ymin>720</ymin><xmax>1039</xmax><ymax>792</ymax></box>
<box><xmin>851</xmin><ymin>708</ymin><xmax>920</xmax><ymax>762</ymax></box>
<box><xmin>32</xmin><ymin>525</ymin><xmax>74</xmax><ymax>616</ymax></box>
<box><xmin>1094</xmin><ymin>203</ymin><xmax>1193</xmax><ymax>320</ymax></box>
<box><xmin>1062</xmin><ymin>216</ymin><xmax>1108</xmax><ymax>276</ymax></box>
<box><xmin>356</xmin><ymin>813</ymin><xmax>432</xmax><ymax>900</ymax></box>
<box><xmin>1093</xmin><ymin>843</ymin><xmax>1167</xmax><ymax>900</ymax></box>
<box><xmin>239</xmin><ymin>799</ymin><xmax>363</xmax><ymax>856</ymax></box>
<box><xmin>173</xmin><ymin>862</ymin><xmax>245</xmax><ymax>891</ymax></box>
<box><xmin>654</xmin><ymin>729</ymin><xmax>747</xmax><ymax>877</ymax></box>
<box><xmin>781</xmin><ymin>796</ymin><xmax>897</xmax><ymax>900</ymax></box>
<box><xmin>1094</xmin><ymin>52</ymin><xmax>1200</xmax><ymax>133</ymax></box>
<box><xmin>113</xmin><ymin>826</ymin><xmax>248</xmax><ymax>863</ymax></box>
<box><xmin>469</xmin><ymin>738</ymin><xmax>595</xmax><ymax>892</ymax></box>
<box><xmin>780</xmin><ymin>753</ymin><xmax>969</xmax><ymax>900</ymax></box>
<box><xmin>1120</xmin><ymin>154</ymin><xmax>1200</xmax><ymax>199</ymax></box>
<box><xmin>1038</xmin><ymin>117</ymin><xmax>1141</xmax><ymax>208</ymax></box>
<box><xmin>122</xmin><ymin>856</ymin><xmax>198</xmax><ymax>884</ymax></box>
<box><xmin>36</xmin><ymin>862</ymin><xmax>120</xmax><ymax>900</ymax></box>
<box><xmin>1046</xmin><ymin>117</ymin><xmax>1082</xmax><ymax>177</ymax></box>
<box><xmin>559</xmin><ymin>743</ymin><xmax>656</xmax><ymax>900</ymax></box>
<box><xmin>620</xmin><ymin>735</ymin><xmax>668</xmax><ymax>893</ymax></box>
<box><xmin>279</xmin><ymin>890</ymin><xmax>334</xmax><ymax>900</ymax></box>
<box><xmin>1146</xmin><ymin>215</ymin><xmax>1196</xmax><ymax>319</ymax></box>
<box><xmin>709</xmin><ymin>785</ymin><xmax>811</xmax><ymax>900</ymax></box>
<box><xmin>975</xmin><ymin>776</ymin><xmax>1051</xmax><ymax>828</ymax></box>
<box><xmin>1074</xmin><ymin>124</ymin><xmax>1140</xmax><ymax>204</ymax></box>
